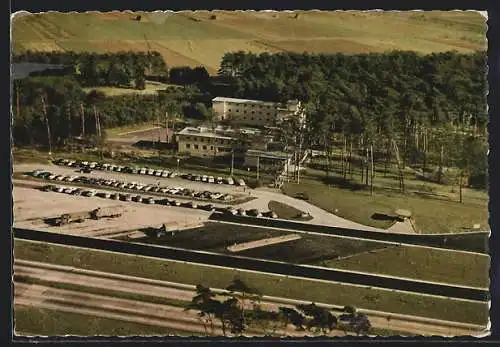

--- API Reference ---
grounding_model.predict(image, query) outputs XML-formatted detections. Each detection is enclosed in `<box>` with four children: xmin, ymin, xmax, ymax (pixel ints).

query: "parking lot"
<box><xmin>13</xmin><ymin>185</ymin><xmax>211</xmax><ymax>238</ymax></box>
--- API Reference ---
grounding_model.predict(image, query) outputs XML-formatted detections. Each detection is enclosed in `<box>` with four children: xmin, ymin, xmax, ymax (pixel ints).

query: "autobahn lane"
<box><xmin>208</xmin><ymin>213</ymin><xmax>489</xmax><ymax>254</ymax></box>
<box><xmin>14</xmin><ymin>228</ymin><xmax>489</xmax><ymax>302</ymax></box>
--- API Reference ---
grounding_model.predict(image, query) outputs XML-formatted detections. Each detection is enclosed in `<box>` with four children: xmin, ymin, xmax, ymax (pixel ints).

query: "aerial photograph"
<box><xmin>11</xmin><ymin>10</ymin><xmax>489</xmax><ymax>337</ymax></box>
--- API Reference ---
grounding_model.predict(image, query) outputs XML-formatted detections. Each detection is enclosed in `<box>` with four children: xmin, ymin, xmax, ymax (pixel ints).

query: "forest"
<box><xmin>12</xmin><ymin>49</ymin><xmax>488</xmax><ymax>188</ymax></box>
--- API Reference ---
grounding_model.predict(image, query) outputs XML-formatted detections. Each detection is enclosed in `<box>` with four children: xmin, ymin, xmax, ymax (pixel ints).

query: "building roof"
<box><xmin>246</xmin><ymin>149</ymin><xmax>291</xmax><ymax>159</ymax></box>
<box><xmin>212</xmin><ymin>96</ymin><xmax>278</xmax><ymax>105</ymax></box>
<box><xmin>176</xmin><ymin>127</ymin><xmax>235</xmax><ymax>140</ymax></box>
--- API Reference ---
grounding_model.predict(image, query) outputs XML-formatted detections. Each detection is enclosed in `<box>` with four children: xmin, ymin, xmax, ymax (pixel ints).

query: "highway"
<box><xmin>209</xmin><ymin>213</ymin><xmax>489</xmax><ymax>254</ymax></box>
<box><xmin>14</xmin><ymin>228</ymin><xmax>490</xmax><ymax>302</ymax></box>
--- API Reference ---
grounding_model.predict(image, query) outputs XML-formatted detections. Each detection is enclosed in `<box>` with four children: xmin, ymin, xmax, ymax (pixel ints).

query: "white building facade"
<box><xmin>212</xmin><ymin>97</ymin><xmax>304</xmax><ymax>127</ymax></box>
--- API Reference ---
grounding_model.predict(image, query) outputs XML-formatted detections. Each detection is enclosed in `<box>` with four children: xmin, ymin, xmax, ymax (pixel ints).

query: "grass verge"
<box><xmin>268</xmin><ymin>200</ymin><xmax>313</xmax><ymax>221</ymax></box>
<box><xmin>14</xmin><ymin>307</ymin><xmax>191</xmax><ymax>336</ymax></box>
<box><xmin>14</xmin><ymin>239</ymin><xmax>489</xmax><ymax>325</ymax></box>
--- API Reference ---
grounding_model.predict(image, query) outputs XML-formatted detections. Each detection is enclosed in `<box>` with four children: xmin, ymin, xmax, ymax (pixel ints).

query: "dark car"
<box><xmin>80</xmin><ymin>167</ymin><xmax>92</xmax><ymax>173</ymax></box>
<box><xmin>294</xmin><ymin>192</ymin><xmax>310</xmax><ymax>201</ymax></box>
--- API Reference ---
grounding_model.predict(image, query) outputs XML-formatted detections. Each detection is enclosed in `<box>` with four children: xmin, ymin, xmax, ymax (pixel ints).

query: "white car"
<box><xmin>226</xmin><ymin>177</ymin><xmax>234</xmax><ymax>185</ymax></box>
<box><xmin>48</xmin><ymin>174</ymin><xmax>57</xmax><ymax>180</ymax></box>
<box><xmin>169</xmin><ymin>172</ymin><xmax>178</xmax><ymax>178</ymax></box>
<box><xmin>82</xmin><ymin>161</ymin><xmax>89</xmax><ymax>166</ymax></box>
<box><xmin>208</xmin><ymin>176</ymin><xmax>215</xmax><ymax>184</ymax></box>
<box><xmin>135</xmin><ymin>184</ymin><xmax>145</xmax><ymax>190</ymax></box>
<box><xmin>55</xmin><ymin>175</ymin><xmax>65</xmax><ymax>181</ymax></box>
<box><xmin>139</xmin><ymin>168</ymin><xmax>147</xmax><ymax>175</ymax></box>
<box><xmin>238</xmin><ymin>179</ymin><xmax>246</xmax><ymax>187</ymax></box>
<box><xmin>147</xmin><ymin>168</ymin><xmax>155</xmax><ymax>175</ymax></box>
<box><xmin>161</xmin><ymin>170</ymin><xmax>170</xmax><ymax>177</ymax></box>
<box><xmin>56</xmin><ymin>186</ymin><xmax>65</xmax><ymax>193</ymax></box>
<box><xmin>89</xmin><ymin>162</ymin><xmax>97</xmax><ymax>169</ymax></box>
<box><xmin>202</xmin><ymin>175</ymin><xmax>208</xmax><ymax>182</ymax></box>
<box><xmin>216</xmin><ymin>177</ymin><xmax>224</xmax><ymax>184</ymax></box>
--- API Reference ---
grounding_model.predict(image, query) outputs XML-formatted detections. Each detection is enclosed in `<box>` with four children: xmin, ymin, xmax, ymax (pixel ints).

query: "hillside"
<box><xmin>12</xmin><ymin>10</ymin><xmax>486</xmax><ymax>74</ymax></box>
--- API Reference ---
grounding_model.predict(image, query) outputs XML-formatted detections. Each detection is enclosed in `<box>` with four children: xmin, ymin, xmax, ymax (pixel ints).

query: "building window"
<box><xmin>202</xmin><ymin>145</ymin><xmax>207</xmax><ymax>150</ymax></box>
<box><xmin>236</xmin><ymin>109</ymin><xmax>239</xmax><ymax>112</ymax></box>
<box><xmin>210</xmin><ymin>146</ymin><xmax>214</xmax><ymax>150</ymax></box>
<box><xmin>200</xmin><ymin>138</ymin><xmax>204</xmax><ymax>143</ymax></box>
<box><xmin>251</xmin><ymin>111</ymin><xmax>255</xmax><ymax>114</ymax></box>
<box><xmin>186</xmin><ymin>144</ymin><xmax>191</xmax><ymax>149</ymax></box>
<box><xmin>266</xmin><ymin>112</ymin><xmax>270</xmax><ymax>115</ymax></box>
<box><xmin>194</xmin><ymin>144</ymin><xmax>199</xmax><ymax>150</ymax></box>
<box><xmin>229</xmin><ymin>109</ymin><xmax>232</xmax><ymax>112</ymax></box>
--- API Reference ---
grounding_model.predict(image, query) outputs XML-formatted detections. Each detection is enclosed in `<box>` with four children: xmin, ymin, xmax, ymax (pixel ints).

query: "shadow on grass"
<box><xmin>321</xmin><ymin>176</ymin><xmax>366</xmax><ymax>191</ymax></box>
<box><xmin>371</xmin><ymin>213</ymin><xmax>403</xmax><ymax>223</ymax></box>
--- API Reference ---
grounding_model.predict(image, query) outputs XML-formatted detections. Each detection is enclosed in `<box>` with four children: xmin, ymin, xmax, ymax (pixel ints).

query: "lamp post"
<box><xmin>177</xmin><ymin>158</ymin><xmax>180</xmax><ymax>171</ymax></box>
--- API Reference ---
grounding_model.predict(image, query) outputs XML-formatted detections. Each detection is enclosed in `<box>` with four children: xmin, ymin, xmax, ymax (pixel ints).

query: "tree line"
<box><xmin>186</xmin><ymin>278</ymin><xmax>371</xmax><ymax>336</ymax></box>
<box><xmin>13</xmin><ymin>50</ymin><xmax>168</xmax><ymax>89</ymax></box>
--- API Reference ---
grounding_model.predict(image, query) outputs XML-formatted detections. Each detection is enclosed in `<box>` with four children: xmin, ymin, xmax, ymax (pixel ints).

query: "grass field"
<box><xmin>268</xmin><ymin>200</ymin><xmax>313</xmax><ymax>221</ymax></box>
<box><xmin>127</xmin><ymin>222</ymin><xmax>488</xmax><ymax>287</ymax></box>
<box><xmin>282</xmin><ymin>177</ymin><xmax>488</xmax><ymax>234</ymax></box>
<box><xmin>14</xmin><ymin>240</ymin><xmax>489</xmax><ymax>325</ymax></box>
<box><xmin>12</xmin><ymin>11</ymin><xmax>486</xmax><ymax>74</ymax></box>
<box><xmin>14</xmin><ymin>307</ymin><xmax>181</xmax><ymax>336</ymax></box>
<box><xmin>82</xmin><ymin>81</ymin><xmax>172</xmax><ymax>97</ymax></box>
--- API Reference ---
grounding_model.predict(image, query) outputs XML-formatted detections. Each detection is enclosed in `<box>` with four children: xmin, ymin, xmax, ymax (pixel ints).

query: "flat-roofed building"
<box><xmin>212</xmin><ymin>97</ymin><xmax>304</xmax><ymax>126</ymax></box>
<box><xmin>175</xmin><ymin>126</ymin><xmax>236</xmax><ymax>158</ymax></box>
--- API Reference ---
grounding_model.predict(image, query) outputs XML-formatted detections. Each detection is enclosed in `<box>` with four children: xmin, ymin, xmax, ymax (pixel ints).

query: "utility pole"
<box><xmin>66</xmin><ymin>103</ymin><xmax>72</xmax><ymax>139</ymax></box>
<box><xmin>256</xmin><ymin>155</ymin><xmax>260</xmax><ymax>181</ymax></box>
<box><xmin>40</xmin><ymin>96</ymin><xmax>52</xmax><ymax>157</ymax></box>
<box><xmin>16</xmin><ymin>84</ymin><xmax>20</xmax><ymax>119</ymax></box>
<box><xmin>80</xmin><ymin>103</ymin><xmax>85</xmax><ymax>138</ymax></box>
<box><xmin>230</xmin><ymin>150</ymin><xmax>234</xmax><ymax>176</ymax></box>
<box><xmin>365</xmin><ymin>147</ymin><xmax>369</xmax><ymax>186</ymax></box>
<box><xmin>370</xmin><ymin>144</ymin><xmax>374</xmax><ymax>196</ymax></box>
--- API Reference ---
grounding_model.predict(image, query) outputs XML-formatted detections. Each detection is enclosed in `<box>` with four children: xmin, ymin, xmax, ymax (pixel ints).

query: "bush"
<box><xmin>247</xmin><ymin>179</ymin><xmax>262</xmax><ymax>189</ymax></box>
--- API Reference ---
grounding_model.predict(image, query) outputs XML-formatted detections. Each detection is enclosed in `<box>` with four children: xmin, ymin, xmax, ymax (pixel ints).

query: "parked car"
<box><xmin>188</xmin><ymin>201</ymin><xmax>198</xmax><ymax>209</ymax></box>
<box><xmin>237</xmin><ymin>208</ymin><xmax>247</xmax><ymax>216</ymax></box>
<box><xmin>216</xmin><ymin>177</ymin><xmax>224</xmax><ymax>184</ymax></box>
<box><xmin>194</xmin><ymin>175</ymin><xmax>201</xmax><ymax>182</ymax></box>
<box><xmin>133</xmin><ymin>195</ymin><xmax>143</xmax><ymax>203</ymax></box>
<box><xmin>110</xmin><ymin>193</ymin><xmax>119</xmax><ymax>200</ymax></box>
<box><xmin>155</xmin><ymin>170</ymin><xmax>162</xmax><ymax>177</ymax></box>
<box><xmin>139</xmin><ymin>168</ymin><xmax>147</xmax><ymax>175</ymax></box>
<box><xmin>208</xmin><ymin>176</ymin><xmax>215</xmax><ymax>184</ymax></box>
<box><xmin>161</xmin><ymin>170</ymin><xmax>170</xmax><ymax>177</ymax></box>
<box><xmin>226</xmin><ymin>177</ymin><xmax>234</xmax><ymax>185</ymax></box>
<box><xmin>83</xmin><ymin>190</ymin><xmax>96</xmax><ymax>197</ymax></box>
<box><xmin>147</xmin><ymin>168</ymin><xmax>155</xmax><ymax>175</ymax></box>
<box><xmin>247</xmin><ymin>209</ymin><xmax>262</xmax><ymax>217</ymax></box>
<box><xmin>238</xmin><ymin>179</ymin><xmax>246</xmax><ymax>187</ymax></box>
<box><xmin>202</xmin><ymin>175</ymin><xmax>208</xmax><ymax>182</ymax></box>
<box><xmin>145</xmin><ymin>197</ymin><xmax>155</xmax><ymax>204</ymax></box>
<box><xmin>200</xmin><ymin>204</ymin><xmax>215</xmax><ymax>212</ymax></box>
<box><xmin>123</xmin><ymin>194</ymin><xmax>132</xmax><ymax>202</ymax></box>
<box><xmin>42</xmin><ymin>184</ymin><xmax>56</xmax><ymax>192</ymax></box>
<box><xmin>171</xmin><ymin>200</ymin><xmax>181</xmax><ymax>207</ymax></box>
<box><xmin>169</xmin><ymin>172</ymin><xmax>178</xmax><ymax>178</ymax></box>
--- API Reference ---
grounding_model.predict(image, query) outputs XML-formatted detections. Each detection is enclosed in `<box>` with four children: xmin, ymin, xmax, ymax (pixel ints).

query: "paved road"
<box><xmin>14</xmin><ymin>163</ymin><xmax>382</xmax><ymax>231</ymax></box>
<box><xmin>14</xmin><ymin>260</ymin><xmax>487</xmax><ymax>336</ymax></box>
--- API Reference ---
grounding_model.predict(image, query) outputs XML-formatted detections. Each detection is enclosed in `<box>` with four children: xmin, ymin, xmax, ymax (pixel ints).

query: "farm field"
<box><xmin>12</xmin><ymin>11</ymin><xmax>486</xmax><ymax>74</ymax></box>
<box><xmin>124</xmin><ymin>222</ymin><xmax>489</xmax><ymax>287</ymax></box>
<box><xmin>14</xmin><ymin>240</ymin><xmax>489</xmax><ymax>325</ymax></box>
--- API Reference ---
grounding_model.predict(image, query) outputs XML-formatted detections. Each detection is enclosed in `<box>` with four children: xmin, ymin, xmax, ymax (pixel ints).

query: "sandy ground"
<box><xmin>14</xmin><ymin>163</ymin><xmax>386</xmax><ymax>231</ymax></box>
<box><xmin>13</xmin><ymin>185</ymin><xmax>211</xmax><ymax>237</ymax></box>
<box><xmin>387</xmin><ymin>220</ymin><xmax>417</xmax><ymax>234</ymax></box>
<box><xmin>13</xmin><ymin>260</ymin><xmax>487</xmax><ymax>337</ymax></box>
<box><xmin>228</xmin><ymin>234</ymin><xmax>302</xmax><ymax>253</ymax></box>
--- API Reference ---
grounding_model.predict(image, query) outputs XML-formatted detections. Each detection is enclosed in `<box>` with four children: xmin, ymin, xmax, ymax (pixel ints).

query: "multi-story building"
<box><xmin>212</xmin><ymin>97</ymin><xmax>304</xmax><ymax>127</ymax></box>
<box><xmin>175</xmin><ymin>126</ymin><xmax>236</xmax><ymax>158</ymax></box>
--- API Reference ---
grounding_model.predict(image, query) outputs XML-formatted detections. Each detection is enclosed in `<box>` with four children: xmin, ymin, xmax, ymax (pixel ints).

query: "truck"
<box><xmin>89</xmin><ymin>207</ymin><xmax>123</xmax><ymax>220</ymax></box>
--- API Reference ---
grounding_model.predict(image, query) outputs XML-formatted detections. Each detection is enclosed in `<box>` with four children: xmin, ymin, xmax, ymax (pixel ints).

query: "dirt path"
<box><xmin>14</xmin><ymin>260</ymin><xmax>487</xmax><ymax>336</ymax></box>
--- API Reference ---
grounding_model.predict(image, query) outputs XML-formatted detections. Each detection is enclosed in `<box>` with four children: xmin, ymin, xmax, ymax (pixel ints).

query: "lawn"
<box><xmin>321</xmin><ymin>246</ymin><xmax>490</xmax><ymax>288</ymax></box>
<box><xmin>12</xmin><ymin>11</ymin><xmax>486</xmax><ymax>73</ymax></box>
<box><xmin>282</xmin><ymin>178</ymin><xmax>488</xmax><ymax>234</ymax></box>
<box><xmin>14</xmin><ymin>240</ymin><xmax>489</xmax><ymax>325</ymax></box>
<box><xmin>128</xmin><ymin>222</ymin><xmax>489</xmax><ymax>287</ymax></box>
<box><xmin>14</xmin><ymin>307</ymin><xmax>185</xmax><ymax>336</ymax></box>
<box><xmin>268</xmin><ymin>200</ymin><xmax>313</xmax><ymax>221</ymax></box>
<box><xmin>106</xmin><ymin>121</ymin><xmax>159</xmax><ymax>137</ymax></box>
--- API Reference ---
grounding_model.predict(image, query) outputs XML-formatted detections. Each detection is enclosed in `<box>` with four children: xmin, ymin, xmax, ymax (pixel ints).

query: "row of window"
<box><xmin>228</xmin><ymin>109</ymin><xmax>273</xmax><ymax>116</ymax></box>
<box><xmin>226</xmin><ymin>102</ymin><xmax>273</xmax><ymax>109</ymax></box>
<box><xmin>185</xmin><ymin>143</ymin><xmax>231</xmax><ymax>152</ymax></box>
<box><xmin>181</xmin><ymin>136</ymin><xmax>231</xmax><ymax>145</ymax></box>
